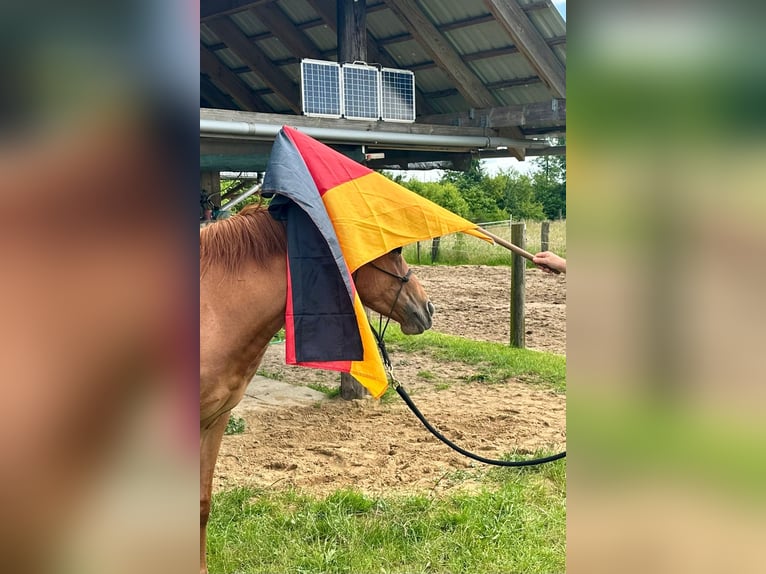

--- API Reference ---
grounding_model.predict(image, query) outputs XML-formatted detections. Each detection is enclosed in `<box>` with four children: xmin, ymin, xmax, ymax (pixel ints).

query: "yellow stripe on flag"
<box><xmin>348</xmin><ymin>292</ymin><xmax>388</xmax><ymax>399</ymax></box>
<box><xmin>322</xmin><ymin>172</ymin><xmax>492</xmax><ymax>272</ymax></box>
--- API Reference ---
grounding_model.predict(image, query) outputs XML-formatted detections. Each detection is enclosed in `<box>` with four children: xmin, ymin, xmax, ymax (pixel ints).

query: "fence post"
<box><xmin>541</xmin><ymin>221</ymin><xmax>550</xmax><ymax>252</ymax></box>
<box><xmin>510</xmin><ymin>222</ymin><xmax>526</xmax><ymax>348</ymax></box>
<box><xmin>431</xmin><ymin>236</ymin><xmax>441</xmax><ymax>263</ymax></box>
<box><xmin>416</xmin><ymin>241</ymin><xmax>421</xmax><ymax>264</ymax></box>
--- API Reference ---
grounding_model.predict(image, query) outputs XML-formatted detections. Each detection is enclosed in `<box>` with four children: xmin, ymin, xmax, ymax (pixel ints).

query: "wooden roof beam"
<box><xmin>419</xmin><ymin>99</ymin><xmax>566</xmax><ymax>129</ymax></box>
<box><xmin>201</xmin><ymin>76</ymin><xmax>236</xmax><ymax>109</ymax></box>
<box><xmin>483</xmin><ymin>0</ymin><xmax>566</xmax><ymax>99</ymax></box>
<box><xmin>201</xmin><ymin>44</ymin><xmax>271</xmax><ymax>112</ymax></box>
<box><xmin>201</xmin><ymin>0</ymin><xmax>275</xmax><ymax>21</ymax></box>
<box><xmin>249</xmin><ymin>4</ymin><xmax>323</xmax><ymax>60</ymax></box>
<box><xmin>380</xmin><ymin>0</ymin><xmax>497</xmax><ymax>108</ymax></box>
<box><xmin>381</xmin><ymin>0</ymin><xmax>525</xmax><ymax>159</ymax></box>
<box><xmin>206</xmin><ymin>17</ymin><xmax>301</xmax><ymax>113</ymax></box>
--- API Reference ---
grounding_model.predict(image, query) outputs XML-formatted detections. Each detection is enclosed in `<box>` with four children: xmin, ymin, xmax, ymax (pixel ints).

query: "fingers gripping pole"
<box><xmin>478</xmin><ymin>227</ymin><xmax>560</xmax><ymax>275</ymax></box>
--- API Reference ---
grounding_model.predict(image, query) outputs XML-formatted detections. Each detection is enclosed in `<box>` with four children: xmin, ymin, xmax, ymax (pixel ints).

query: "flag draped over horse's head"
<box><xmin>263</xmin><ymin>126</ymin><xmax>492</xmax><ymax>398</ymax></box>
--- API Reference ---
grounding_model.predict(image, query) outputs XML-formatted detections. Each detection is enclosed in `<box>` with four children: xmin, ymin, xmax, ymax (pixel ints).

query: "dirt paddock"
<box><xmin>214</xmin><ymin>266</ymin><xmax>566</xmax><ymax>495</ymax></box>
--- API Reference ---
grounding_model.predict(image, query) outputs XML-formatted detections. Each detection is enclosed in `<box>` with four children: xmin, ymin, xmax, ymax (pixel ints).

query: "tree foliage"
<box><xmin>386</xmin><ymin>149</ymin><xmax>565</xmax><ymax>223</ymax></box>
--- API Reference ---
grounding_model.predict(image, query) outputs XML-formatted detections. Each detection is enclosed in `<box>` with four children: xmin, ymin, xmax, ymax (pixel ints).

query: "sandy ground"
<box><xmin>214</xmin><ymin>266</ymin><xmax>566</xmax><ymax>494</ymax></box>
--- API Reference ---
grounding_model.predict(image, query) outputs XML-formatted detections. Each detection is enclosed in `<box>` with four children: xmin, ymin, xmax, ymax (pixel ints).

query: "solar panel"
<box><xmin>300</xmin><ymin>59</ymin><xmax>417</xmax><ymax>123</ymax></box>
<box><xmin>301</xmin><ymin>59</ymin><xmax>342</xmax><ymax>118</ymax></box>
<box><xmin>380</xmin><ymin>68</ymin><xmax>415</xmax><ymax>123</ymax></box>
<box><xmin>342</xmin><ymin>63</ymin><xmax>379</xmax><ymax>121</ymax></box>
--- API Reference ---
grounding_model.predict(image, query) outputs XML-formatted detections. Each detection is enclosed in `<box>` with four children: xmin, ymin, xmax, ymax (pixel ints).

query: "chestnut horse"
<box><xmin>199</xmin><ymin>204</ymin><xmax>433</xmax><ymax>573</ymax></box>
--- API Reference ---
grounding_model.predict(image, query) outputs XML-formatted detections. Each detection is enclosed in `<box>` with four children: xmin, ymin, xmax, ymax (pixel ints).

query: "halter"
<box><xmin>356</xmin><ymin>248</ymin><xmax>413</xmax><ymax>354</ymax></box>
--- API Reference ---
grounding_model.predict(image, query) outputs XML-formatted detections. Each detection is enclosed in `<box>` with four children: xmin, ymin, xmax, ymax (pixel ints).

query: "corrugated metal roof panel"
<box><xmin>256</xmin><ymin>37</ymin><xmax>293</xmax><ymax>61</ymax></box>
<box><xmin>303</xmin><ymin>26</ymin><xmax>338</xmax><ymax>54</ymax></box>
<box><xmin>494</xmin><ymin>83</ymin><xmax>553</xmax><ymax>106</ymax></box>
<box><xmin>444</xmin><ymin>21</ymin><xmax>514</xmax><ymax>54</ymax></box>
<box><xmin>214</xmin><ymin>48</ymin><xmax>246</xmax><ymax>70</ymax></box>
<box><xmin>527</xmin><ymin>5</ymin><xmax>566</xmax><ymax>38</ymax></box>
<box><xmin>470</xmin><ymin>54</ymin><xmax>538</xmax><ymax>84</ymax></box>
<box><xmin>281</xmin><ymin>62</ymin><xmax>301</xmax><ymax>84</ymax></box>
<box><xmin>424</xmin><ymin>93</ymin><xmax>469</xmax><ymax>116</ymax></box>
<box><xmin>200</xmin><ymin>24</ymin><xmax>220</xmax><ymax>46</ymax></box>
<box><xmin>239</xmin><ymin>71</ymin><xmax>267</xmax><ymax>91</ymax></box>
<box><xmin>367</xmin><ymin>10</ymin><xmax>409</xmax><ymax>41</ymax></box>
<box><xmin>229</xmin><ymin>10</ymin><xmax>268</xmax><ymax>36</ymax></box>
<box><xmin>417</xmin><ymin>0</ymin><xmax>488</xmax><ymax>26</ymax></box>
<box><xmin>275</xmin><ymin>0</ymin><xmax>317</xmax><ymax>24</ymax></box>
<box><xmin>261</xmin><ymin>92</ymin><xmax>292</xmax><ymax>113</ymax></box>
<box><xmin>383</xmin><ymin>40</ymin><xmax>430</xmax><ymax>68</ymax></box>
<box><xmin>412</xmin><ymin>68</ymin><xmax>454</xmax><ymax>93</ymax></box>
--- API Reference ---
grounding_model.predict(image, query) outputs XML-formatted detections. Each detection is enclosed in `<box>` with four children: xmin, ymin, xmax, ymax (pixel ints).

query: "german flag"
<box><xmin>264</xmin><ymin>126</ymin><xmax>492</xmax><ymax>398</ymax></box>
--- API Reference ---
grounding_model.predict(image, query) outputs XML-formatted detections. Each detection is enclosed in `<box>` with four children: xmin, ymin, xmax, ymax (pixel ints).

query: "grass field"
<box><xmin>402</xmin><ymin>219</ymin><xmax>566</xmax><ymax>266</ymax></box>
<box><xmin>208</xmin><ymin>459</ymin><xmax>565</xmax><ymax>574</ymax></box>
<box><xmin>210</xmin><ymin>331</ymin><xmax>566</xmax><ymax>573</ymax></box>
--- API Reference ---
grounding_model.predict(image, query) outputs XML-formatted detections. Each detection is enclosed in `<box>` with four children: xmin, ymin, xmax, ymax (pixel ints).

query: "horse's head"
<box><xmin>354</xmin><ymin>248</ymin><xmax>434</xmax><ymax>335</ymax></box>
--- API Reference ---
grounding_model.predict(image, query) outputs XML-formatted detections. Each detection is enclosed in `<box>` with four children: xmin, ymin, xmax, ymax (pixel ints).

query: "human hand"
<box><xmin>532</xmin><ymin>251</ymin><xmax>566</xmax><ymax>274</ymax></box>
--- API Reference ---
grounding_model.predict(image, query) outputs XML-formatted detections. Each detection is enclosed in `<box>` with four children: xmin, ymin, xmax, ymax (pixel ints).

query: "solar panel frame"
<box><xmin>341</xmin><ymin>63</ymin><xmax>380</xmax><ymax>121</ymax></box>
<box><xmin>380</xmin><ymin>67</ymin><xmax>416</xmax><ymax>123</ymax></box>
<box><xmin>300</xmin><ymin>59</ymin><xmax>342</xmax><ymax>119</ymax></box>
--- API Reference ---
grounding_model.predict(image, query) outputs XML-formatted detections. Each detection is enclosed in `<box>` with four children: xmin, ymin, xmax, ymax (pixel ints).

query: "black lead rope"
<box><xmin>372</xmin><ymin>321</ymin><xmax>566</xmax><ymax>468</ymax></box>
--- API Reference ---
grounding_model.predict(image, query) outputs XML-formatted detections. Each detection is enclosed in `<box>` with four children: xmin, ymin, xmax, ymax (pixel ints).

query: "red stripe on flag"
<box><xmin>284</xmin><ymin>255</ymin><xmax>297</xmax><ymax>365</ymax></box>
<box><xmin>283</xmin><ymin>126</ymin><xmax>371</xmax><ymax>195</ymax></box>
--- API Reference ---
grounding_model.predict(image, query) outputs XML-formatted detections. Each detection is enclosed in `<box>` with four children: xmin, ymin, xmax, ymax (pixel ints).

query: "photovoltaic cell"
<box><xmin>301</xmin><ymin>59</ymin><xmax>342</xmax><ymax>118</ymax></box>
<box><xmin>300</xmin><ymin>59</ymin><xmax>416</xmax><ymax>123</ymax></box>
<box><xmin>342</xmin><ymin>64</ymin><xmax>379</xmax><ymax>120</ymax></box>
<box><xmin>380</xmin><ymin>68</ymin><xmax>415</xmax><ymax>122</ymax></box>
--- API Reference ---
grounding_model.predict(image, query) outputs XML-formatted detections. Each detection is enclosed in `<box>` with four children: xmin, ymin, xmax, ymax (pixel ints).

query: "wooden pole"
<box><xmin>510</xmin><ymin>222</ymin><xmax>526</xmax><ymax>348</ymax></box>
<box><xmin>339</xmin><ymin>0</ymin><xmax>369</xmax><ymax>400</ymax></box>
<box><xmin>541</xmin><ymin>221</ymin><xmax>550</xmax><ymax>252</ymax></box>
<box><xmin>478</xmin><ymin>226</ymin><xmax>560</xmax><ymax>274</ymax></box>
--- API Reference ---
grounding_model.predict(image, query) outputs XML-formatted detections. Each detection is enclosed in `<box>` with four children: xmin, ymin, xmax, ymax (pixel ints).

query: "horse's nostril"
<box><xmin>427</xmin><ymin>301</ymin><xmax>435</xmax><ymax>317</ymax></box>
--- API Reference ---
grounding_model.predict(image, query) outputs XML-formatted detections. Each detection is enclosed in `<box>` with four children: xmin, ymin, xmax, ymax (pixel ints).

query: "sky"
<box><xmin>401</xmin><ymin>1</ymin><xmax>565</xmax><ymax>182</ymax></box>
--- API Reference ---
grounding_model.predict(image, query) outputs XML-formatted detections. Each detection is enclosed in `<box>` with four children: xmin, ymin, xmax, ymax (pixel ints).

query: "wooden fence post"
<box><xmin>510</xmin><ymin>222</ymin><xmax>526</xmax><ymax>348</ymax></box>
<box><xmin>431</xmin><ymin>236</ymin><xmax>441</xmax><ymax>263</ymax></box>
<box><xmin>541</xmin><ymin>221</ymin><xmax>550</xmax><ymax>252</ymax></box>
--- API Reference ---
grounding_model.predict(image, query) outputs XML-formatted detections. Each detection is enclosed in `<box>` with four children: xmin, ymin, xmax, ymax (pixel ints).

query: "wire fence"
<box><xmin>403</xmin><ymin>219</ymin><xmax>566</xmax><ymax>266</ymax></box>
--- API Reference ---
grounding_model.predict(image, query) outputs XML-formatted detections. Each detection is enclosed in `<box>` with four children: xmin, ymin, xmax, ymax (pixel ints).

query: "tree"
<box><xmin>532</xmin><ymin>139</ymin><xmax>566</xmax><ymax>219</ymax></box>
<box><xmin>487</xmin><ymin>170</ymin><xmax>545</xmax><ymax>221</ymax></box>
<box><xmin>398</xmin><ymin>180</ymin><xmax>470</xmax><ymax>218</ymax></box>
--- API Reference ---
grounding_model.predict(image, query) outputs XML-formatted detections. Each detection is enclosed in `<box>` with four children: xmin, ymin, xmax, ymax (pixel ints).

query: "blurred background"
<box><xmin>0</xmin><ymin>1</ymin><xmax>198</xmax><ymax>572</ymax></box>
<box><xmin>567</xmin><ymin>1</ymin><xmax>766</xmax><ymax>572</ymax></box>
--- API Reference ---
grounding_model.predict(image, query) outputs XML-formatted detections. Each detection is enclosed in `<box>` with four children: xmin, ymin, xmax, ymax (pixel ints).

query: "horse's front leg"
<box><xmin>200</xmin><ymin>411</ymin><xmax>230</xmax><ymax>574</ymax></box>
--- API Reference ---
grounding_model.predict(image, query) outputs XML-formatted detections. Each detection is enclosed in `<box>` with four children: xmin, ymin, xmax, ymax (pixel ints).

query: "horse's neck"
<box><xmin>200</xmin><ymin>256</ymin><xmax>286</xmax><ymax>423</ymax></box>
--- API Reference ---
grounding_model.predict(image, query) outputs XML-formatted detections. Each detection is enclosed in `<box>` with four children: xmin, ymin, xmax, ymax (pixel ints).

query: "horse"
<box><xmin>199</xmin><ymin>204</ymin><xmax>434</xmax><ymax>573</ymax></box>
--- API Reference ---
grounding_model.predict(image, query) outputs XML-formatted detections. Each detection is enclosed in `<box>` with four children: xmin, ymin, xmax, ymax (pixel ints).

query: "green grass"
<box><xmin>384</xmin><ymin>325</ymin><xmax>566</xmax><ymax>392</ymax></box>
<box><xmin>307</xmin><ymin>383</ymin><xmax>341</xmax><ymax>399</ymax></box>
<box><xmin>225</xmin><ymin>416</ymin><xmax>246</xmax><ymax>435</ymax></box>
<box><xmin>403</xmin><ymin>220</ymin><xmax>566</xmax><ymax>267</ymax></box>
<box><xmin>208</xmin><ymin>458</ymin><xmax>566</xmax><ymax>574</ymax></box>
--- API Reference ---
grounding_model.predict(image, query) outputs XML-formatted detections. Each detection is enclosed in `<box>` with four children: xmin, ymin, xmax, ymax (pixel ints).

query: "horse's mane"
<box><xmin>200</xmin><ymin>204</ymin><xmax>286</xmax><ymax>277</ymax></box>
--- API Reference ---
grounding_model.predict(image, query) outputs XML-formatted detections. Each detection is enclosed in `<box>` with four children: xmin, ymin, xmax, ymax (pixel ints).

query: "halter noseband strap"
<box><xmin>368</xmin><ymin>263</ymin><xmax>412</xmax><ymax>283</ymax></box>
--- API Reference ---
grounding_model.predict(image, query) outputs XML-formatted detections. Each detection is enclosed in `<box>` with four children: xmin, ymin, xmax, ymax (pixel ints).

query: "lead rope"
<box><xmin>370</xmin><ymin>301</ymin><xmax>566</xmax><ymax>468</ymax></box>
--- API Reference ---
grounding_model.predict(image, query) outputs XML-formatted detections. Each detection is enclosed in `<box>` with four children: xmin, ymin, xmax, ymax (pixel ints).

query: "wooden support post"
<box><xmin>510</xmin><ymin>222</ymin><xmax>526</xmax><ymax>348</ymax></box>
<box><xmin>338</xmin><ymin>0</ymin><xmax>369</xmax><ymax>400</ymax></box>
<box><xmin>541</xmin><ymin>220</ymin><xmax>550</xmax><ymax>252</ymax></box>
<box><xmin>338</xmin><ymin>0</ymin><xmax>367</xmax><ymax>62</ymax></box>
<box><xmin>200</xmin><ymin>171</ymin><xmax>221</xmax><ymax>220</ymax></box>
